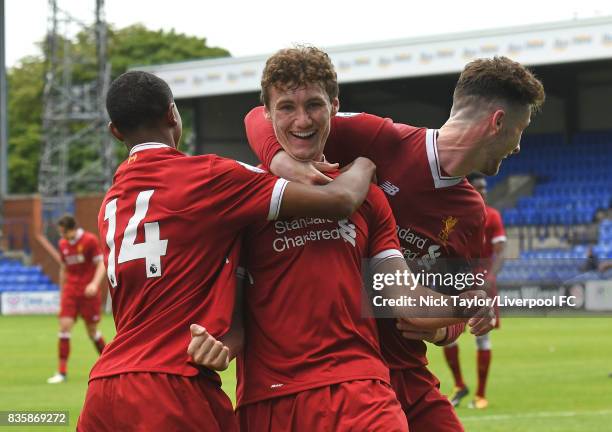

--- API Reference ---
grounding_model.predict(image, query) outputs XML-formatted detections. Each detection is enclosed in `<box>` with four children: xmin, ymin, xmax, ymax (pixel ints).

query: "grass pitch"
<box><xmin>0</xmin><ymin>315</ymin><xmax>610</xmax><ymax>431</ymax></box>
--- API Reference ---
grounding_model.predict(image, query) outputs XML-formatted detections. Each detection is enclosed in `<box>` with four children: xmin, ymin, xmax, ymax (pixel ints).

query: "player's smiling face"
<box><xmin>265</xmin><ymin>83</ymin><xmax>339</xmax><ymax>162</ymax></box>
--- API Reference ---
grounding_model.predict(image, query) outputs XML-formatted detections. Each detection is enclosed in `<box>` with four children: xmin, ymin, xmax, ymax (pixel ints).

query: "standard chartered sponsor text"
<box><xmin>273</xmin><ymin>217</ymin><xmax>357</xmax><ymax>252</ymax></box>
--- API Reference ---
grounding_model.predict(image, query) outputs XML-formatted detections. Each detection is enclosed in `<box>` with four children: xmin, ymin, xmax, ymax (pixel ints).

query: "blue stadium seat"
<box><xmin>0</xmin><ymin>261</ymin><xmax>56</xmax><ymax>292</ymax></box>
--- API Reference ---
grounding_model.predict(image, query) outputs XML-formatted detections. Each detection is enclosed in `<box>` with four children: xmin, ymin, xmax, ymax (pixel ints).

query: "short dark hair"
<box><xmin>57</xmin><ymin>214</ymin><xmax>77</xmax><ymax>230</ymax></box>
<box><xmin>106</xmin><ymin>71</ymin><xmax>174</xmax><ymax>134</ymax></box>
<box><xmin>454</xmin><ymin>57</ymin><xmax>545</xmax><ymax>112</ymax></box>
<box><xmin>467</xmin><ymin>172</ymin><xmax>486</xmax><ymax>184</ymax></box>
<box><xmin>260</xmin><ymin>45</ymin><xmax>339</xmax><ymax>107</ymax></box>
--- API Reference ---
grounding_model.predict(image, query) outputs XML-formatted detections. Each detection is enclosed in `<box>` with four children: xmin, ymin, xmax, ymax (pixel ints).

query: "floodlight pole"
<box><xmin>39</xmin><ymin>0</ymin><xmax>112</xmax><ymax>231</ymax></box>
<box><xmin>0</xmin><ymin>0</ymin><xmax>8</xmax><ymax>216</ymax></box>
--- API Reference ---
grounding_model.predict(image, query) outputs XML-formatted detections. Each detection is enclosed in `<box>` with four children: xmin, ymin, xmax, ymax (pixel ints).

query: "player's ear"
<box><xmin>264</xmin><ymin>106</ymin><xmax>272</xmax><ymax>121</ymax></box>
<box><xmin>491</xmin><ymin>109</ymin><xmax>505</xmax><ymax>135</ymax></box>
<box><xmin>108</xmin><ymin>122</ymin><xmax>124</xmax><ymax>142</ymax></box>
<box><xmin>331</xmin><ymin>97</ymin><xmax>340</xmax><ymax>116</ymax></box>
<box><xmin>167</xmin><ymin>103</ymin><xmax>179</xmax><ymax>127</ymax></box>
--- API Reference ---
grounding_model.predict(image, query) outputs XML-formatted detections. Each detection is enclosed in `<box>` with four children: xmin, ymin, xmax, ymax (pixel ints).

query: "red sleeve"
<box><xmin>208</xmin><ymin>157</ymin><xmax>289</xmax><ymax>225</ymax></box>
<box><xmin>489</xmin><ymin>209</ymin><xmax>506</xmax><ymax>244</ymax></box>
<box><xmin>324</xmin><ymin>113</ymin><xmax>402</xmax><ymax>169</ymax></box>
<box><xmin>244</xmin><ymin>106</ymin><xmax>282</xmax><ymax>170</ymax></box>
<box><xmin>363</xmin><ymin>185</ymin><xmax>401</xmax><ymax>258</ymax></box>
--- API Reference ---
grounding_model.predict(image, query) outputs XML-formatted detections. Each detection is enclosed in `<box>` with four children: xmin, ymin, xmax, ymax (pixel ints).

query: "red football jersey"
<box><xmin>91</xmin><ymin>143</ymin><xmax>287</xmax><ymax>381</ymax></box>
<box><xmin>58</xmin><ymin>229</ymin><xmax>102</xmax><ymax>293</ymax></box>
<box><xmin>482</xmin><ymin>206</ymin><xmax>506</xmax><ymax>260</ymax></box>
<box><xmin>246</xmin><ymin>108</ymin><xmax>486</xmax><ymax>370</ymax></box>
<box><xmin>236</xmin><ymin>180</ymin><xmax>402</xmax><ymax>406</ymax></box>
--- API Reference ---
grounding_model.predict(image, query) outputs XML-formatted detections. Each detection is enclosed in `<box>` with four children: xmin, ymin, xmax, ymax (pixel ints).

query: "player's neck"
<box><xmin>437</xmin><ymin>118</ymin><xmax>487</xmax><ymax>177</ymax></box>
<box><xmin>124</xmin><ymin>129</ymin><xmax>178</xmax><ymax>152</ymax></box>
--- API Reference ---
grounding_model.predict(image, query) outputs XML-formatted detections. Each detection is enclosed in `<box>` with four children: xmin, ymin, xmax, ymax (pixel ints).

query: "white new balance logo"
<box><xmin>338</xmin><ymin>219</ymin><xmax>357</xmax><ymax>247</ymax></box>
<box><xmin>418</xmin><ymin>245</ymin><xmax>441</xmax><ymax>271</ymax></box>
<box><xmin>380</xmin><ymin>181</ymin><xmax>400</xmax><ymax>196</ymax></box>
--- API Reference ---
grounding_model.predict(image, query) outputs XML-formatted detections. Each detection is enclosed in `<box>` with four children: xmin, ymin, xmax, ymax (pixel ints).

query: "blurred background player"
<box><xmin>443</xmin><ymin>172</ymin><xmax>507</xmax><ymax>409</ymax></box>
<box><xmin>47</xmin><ymin>214</ymin><xmax>106</xmax><ymax>384</ymax></box>
<box><xmin>246</xmin><ymin>54</ymin><xmax>544</xmax><ymax>431</ymax></box>
<box><xmin>77</xmin><ymin>71</ymin><xmax>377</xmax><ymax>431</ymax></box>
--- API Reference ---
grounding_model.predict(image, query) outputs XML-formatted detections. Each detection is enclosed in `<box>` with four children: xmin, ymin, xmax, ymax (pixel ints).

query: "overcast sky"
<box><xmin>5</xmin><ymin>0</ymin><xmax>612</xmax><ymax>67</ymax></box>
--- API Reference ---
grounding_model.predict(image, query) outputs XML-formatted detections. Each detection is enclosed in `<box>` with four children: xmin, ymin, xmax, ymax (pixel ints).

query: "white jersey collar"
<box><xmin>426</xmin><ymin>129</ymin><xmax>463</xmax><ymax>189</ymax></box>
<box><xmin>69</xmin><ymin>228</ymin><xmax>84</xmax><ymax>245</ymax></box>
<box><xmin>129</xmin><ymin>142</ymin><xmax>172</xmax><ymax>156</ymax></box>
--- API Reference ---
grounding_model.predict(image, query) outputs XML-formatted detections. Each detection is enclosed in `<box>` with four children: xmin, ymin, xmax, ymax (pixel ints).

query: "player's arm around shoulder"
<box><xmin>277</xmin><ymin>157</ymin><xmax>377</xmax><ymax>220</ymax></box>
<box><xmin>329</xmin><ymin>112</ymin><xmax>405</xmax><ymax>168</ymax></box>
<box><xmin>269</xmin><ymin>151</ymin><xmax>339</xmax><ymax>185</ymax></box>
<box><xmin>209</xmin><ymin>155</ymin><xmax>376</xmax><ymax>221</ymax></box>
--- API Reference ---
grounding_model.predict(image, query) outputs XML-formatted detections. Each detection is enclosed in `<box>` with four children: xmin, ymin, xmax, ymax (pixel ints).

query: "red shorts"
<box><xmin>391</xmin><ymin>367</ymin><xmax>464</xmax><ymax>432</ymax></box>
<box><xmin>237</xmin><ymin>379</ymin><xmax>408</xmax><ymax>432</ymax></box>
<box><xmin>77</xmin><ymin>372</ymin><xmax>237</xmax><ymax>432</ymax></box>
<box><xmin>59</xmin><ymin>291</ymin><xmax>101</xmax><ymax>323</ymax></box>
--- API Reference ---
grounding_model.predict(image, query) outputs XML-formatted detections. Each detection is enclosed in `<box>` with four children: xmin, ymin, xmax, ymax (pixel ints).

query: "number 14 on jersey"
<box><xmin>103</xmin><ymin>190</ymin><xmax>169</xmax><ymax>288</ymax></box>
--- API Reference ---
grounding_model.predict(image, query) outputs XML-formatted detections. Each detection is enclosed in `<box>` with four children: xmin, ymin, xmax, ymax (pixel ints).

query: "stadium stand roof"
<box><xmin>139</xmin><ymin>16</ymin><xmax>612</xmax><ymax>99</ymax></box>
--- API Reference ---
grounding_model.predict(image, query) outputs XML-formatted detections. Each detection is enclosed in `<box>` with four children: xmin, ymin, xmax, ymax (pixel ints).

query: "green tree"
<box><xmin>7</xmin><ymin>25</ymin><xmax>229</xmax><ymax>193</ymax></box>
<box><xmin>7</xmin><ymin>57</ymin><xmax>45</xmax><ymax>193</ymax></box>
<box><xmin>108</xmin><ymin>25</ymin><xmax>229</xmax><ymax>79</ymax></box>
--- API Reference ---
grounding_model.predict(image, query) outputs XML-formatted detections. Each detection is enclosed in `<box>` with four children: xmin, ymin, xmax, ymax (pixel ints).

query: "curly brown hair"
<box><xmin>454</xmin><ymin>56</ymin><xmax>545</xmax><ymax>111</ymax></box>
<box><xmin>260</xmin><ymin>46</ymin><xmax>339</xmax><ymax>107</ymax></box>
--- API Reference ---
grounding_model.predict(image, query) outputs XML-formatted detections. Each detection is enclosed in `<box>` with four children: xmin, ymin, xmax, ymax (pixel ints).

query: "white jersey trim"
<box><xmin>371</xmin><ymin>249</ymin><xmax>404</xmax><ymax>260</ymax></box>
<box><xmin>426</xmin><ymin>129</ymin><xmax>463</xmax><ymax>189</ymax></box>
<box><xmin>491</xmin><ymin>235</ymin><xmax>507</xmax><ymax>244</ymax></box>
<box><xmin>268</xmin><ymin>179</ymin><xmax>289</xmax><ymax>221</ymax></box>
<box><xmin>129</xmin><ymin>142</ymin><xmax>171</xmax><ymax>155</ymax></box>
<box><xmin>92</xmin><ymin>254</ymin><xmax>103</xmax><ymax>263</ymax></box>
<box><xmin>237</xmin><ymin>161</ymin><xmax>266</xmax><ymax>173</ymax></box>
<box><xmin>68</xmin><ymin>228</ymin><xmax>84</xmax><ymax>245</ymax></box>
<box><xmin>369</xmin><ymin>249</ymin><xmax>404</xmax><ymax>272</ymax></box>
